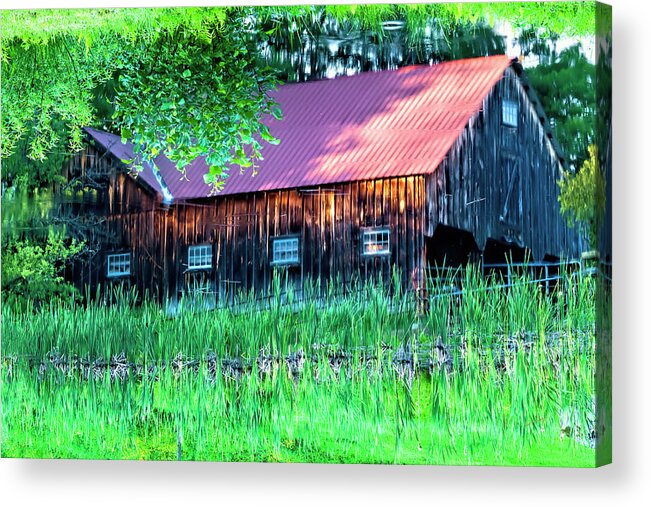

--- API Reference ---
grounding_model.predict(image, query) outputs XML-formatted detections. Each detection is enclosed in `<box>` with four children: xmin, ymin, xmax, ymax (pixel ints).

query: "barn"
<box><xmin>66</xmin><ymin>54</ymin><xmax>582</xmax><ymax>305</ymax></box>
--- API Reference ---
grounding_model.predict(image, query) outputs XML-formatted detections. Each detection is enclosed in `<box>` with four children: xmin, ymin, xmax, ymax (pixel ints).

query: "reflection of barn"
<box><xmin>66</xmin><ymin>55</ymin><xmax>582</xmax><ymax>304</ymax></box>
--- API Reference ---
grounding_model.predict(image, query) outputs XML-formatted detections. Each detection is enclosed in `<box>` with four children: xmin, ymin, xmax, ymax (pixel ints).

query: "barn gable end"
<box><xmin>424</xmin><ymin>64</ymin><xmax>582</xmax><ymax>262</ymax></box>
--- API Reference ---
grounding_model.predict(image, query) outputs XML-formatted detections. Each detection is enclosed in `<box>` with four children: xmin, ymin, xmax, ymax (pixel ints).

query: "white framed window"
<box><xmin>502</xmin><ymin>99</ymin><xmax>519</xmax><ymax>127</ymax></box>
<box><xmin>107</xmin><ymin>252</ymin><xmax>131</xmax><ymax>277</ymax></box>
<box><xmin>188</xmin><ymin>245</ymin><xmax>212</xmax><ymax>270</ymax></box>
<box><xmin>271</xmin><ymin>236</ymin><xmax>300</xmax><ymax>266</ymax></box>
<box><xmin>361</xmin><ymin>228</ymin><xmax>391</xmax><ymax>257</ymax></box>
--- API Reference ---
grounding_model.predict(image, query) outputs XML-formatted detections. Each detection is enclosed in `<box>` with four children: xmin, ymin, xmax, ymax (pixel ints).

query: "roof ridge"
<box><xmin>273</xmin><ymin>54</ymin><xmax>511</xmax><ymax>88</ymax></box>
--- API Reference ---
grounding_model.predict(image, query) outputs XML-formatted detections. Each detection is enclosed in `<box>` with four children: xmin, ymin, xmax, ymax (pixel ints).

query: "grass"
<box><xmin>1</xmin><ymin>265</ymin><xmax>602</xmax><ymax>466</ymax></box>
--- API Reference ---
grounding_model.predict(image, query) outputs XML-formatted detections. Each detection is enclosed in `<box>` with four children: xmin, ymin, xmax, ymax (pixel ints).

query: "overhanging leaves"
<box><xmin>113</xmin><ymin>15</ymin><xmax>281</xmax><ymax>193</ymax></box>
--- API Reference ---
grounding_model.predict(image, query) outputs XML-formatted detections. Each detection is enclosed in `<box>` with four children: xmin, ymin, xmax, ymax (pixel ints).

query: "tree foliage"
<box><xmin>1</xmin><ymin>7</ymin><xmax>219</xmax><ymax>159</ymax></box>
<box><xmin>2</xmin><ymin>37</ymin><xmax>106</xmax><ymax>159</ymax></box>
<box><xmin>259</xmin><ymin>2</ymin><xmax>596</xmax><ymax>38</ymax></box>
<box><xmin>2</xmin><ymin>7</ymin><xmax>282</xmax><ymax>193</ymax></box>
<box><xmin>2</xmin><ymin>119</ymin><xmax>69</xmax><ymax>189</ymax></box>
<box><xmin>525</xmin><ymin>45</ymin><xmax>596</xmax><ymax>171</ymax></box>
<box><xmin>113</xmin><ymin>14</ymin><xmax>282</xmax><ymax>190</ymax></box>
<box><xmin>558</xmin><ymin>145</ymin><xmax>606</xmax><ymax>248</ymax></box>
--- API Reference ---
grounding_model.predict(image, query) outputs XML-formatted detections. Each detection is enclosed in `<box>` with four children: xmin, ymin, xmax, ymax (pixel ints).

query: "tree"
<box><xmin>2</xmin><ymin>120</ymin><xmax>69</xmax><ymax>189</ymax></box>
<box><xmin>112</xmin><ymin>14</ymin><xmax>282</xmax><ymax>191</ymax></box>
<box><xmin>558</xmin><ymin>145</ymin><xmax>606</xmax><ymax>248</ymax></box>
<box><xmin>2</xmin><ymin>8</ymin><xmax>283</xmax><ymax>193</ymax></box>
<box><xmin>526</xmin><ymin>45</ymin><xmax>596</xmax><ymax>171</ymax></box>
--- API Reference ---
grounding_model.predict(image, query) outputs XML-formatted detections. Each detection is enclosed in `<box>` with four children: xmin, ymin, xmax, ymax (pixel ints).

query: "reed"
<box><xmin>1</xmin><ymin>264</ymin><xmax>598</xmax><ymax>465</ymax></box>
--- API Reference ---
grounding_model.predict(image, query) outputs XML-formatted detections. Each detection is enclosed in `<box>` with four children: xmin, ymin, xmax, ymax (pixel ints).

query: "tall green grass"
<box><xmin>1</xmin><ymin>265</ymin><xmax>598</xmax><ymax>465</ymax></box>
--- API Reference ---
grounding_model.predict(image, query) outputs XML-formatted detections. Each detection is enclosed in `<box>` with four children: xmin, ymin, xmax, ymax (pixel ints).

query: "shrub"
<box><xmin>1</xmin><ymin>234</ymin><xmax>85</xmax><ymax>310</ymax></box>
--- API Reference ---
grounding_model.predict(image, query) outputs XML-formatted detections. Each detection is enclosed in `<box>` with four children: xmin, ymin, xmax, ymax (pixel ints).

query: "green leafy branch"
<box><xmin>113</xmin><ymin>14</ymin><xmax>282</xmax><ymax>194</ymax></box>
<box><xmin>558</xmin><ymin>145</ymin><xmax>606</xmax><ymax>248</ymax></box>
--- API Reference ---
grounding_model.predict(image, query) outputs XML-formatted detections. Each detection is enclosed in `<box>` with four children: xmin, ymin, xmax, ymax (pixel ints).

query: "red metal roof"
<box><xmin>86</xmin><ymin>55</ymin><xmax>513</xmax><ymax>201</ymax></box>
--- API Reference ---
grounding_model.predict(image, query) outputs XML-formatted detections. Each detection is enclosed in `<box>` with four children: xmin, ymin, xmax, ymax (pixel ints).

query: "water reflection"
<box><xmin>256</xmin><ymin>18</ymin><xmax>507</xmax><ymax>82</ymax></box>
<box><xmin>1</xmin><ymin>188</ymin><xmax>99</xmax><ymax>242</ymax></box>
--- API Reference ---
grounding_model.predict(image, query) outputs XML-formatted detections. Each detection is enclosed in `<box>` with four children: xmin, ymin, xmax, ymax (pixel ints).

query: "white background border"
<box><xmin>2</xmin><ymin>1</ymin><xmax>649</xmax><ymax>505</ymax></box>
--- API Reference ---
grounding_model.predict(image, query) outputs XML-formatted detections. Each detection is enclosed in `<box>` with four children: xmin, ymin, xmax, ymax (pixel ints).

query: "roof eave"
<box><xmin>83</xmin><ymin>127</ymin><xmax>171</xmax><ymax>202</ymax></box>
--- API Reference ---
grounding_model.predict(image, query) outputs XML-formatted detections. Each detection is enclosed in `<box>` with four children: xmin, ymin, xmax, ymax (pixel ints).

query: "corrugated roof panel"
<box><xmin>84</xmin><ymin>128</ymin><xmax>168</xmax><ymax>197</ymax></box>
<box><xmin>86</xmin><ymin>55</ymin><xmax>512</xmax><ymax>201</ymax></box>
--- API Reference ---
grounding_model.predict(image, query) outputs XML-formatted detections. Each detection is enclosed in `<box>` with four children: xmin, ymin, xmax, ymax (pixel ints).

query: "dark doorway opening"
<box><xmin>482</xmin><ymin>238</ymin><xmax>531</xmax><ymax>265</ymax></box>
<box><xmin>482</xmin><ymin>239</ymin><xmax>567</xmax><ymax>291</ymax></box>
<box><xmin>424</xmin><ymin>225</ymin><xmax>480</xmax><ymax>297</ymax></box>
<box><xmin>425</xmin><ymin>224</ymin><xmax>481</xmax><ymax>268</ymax></box>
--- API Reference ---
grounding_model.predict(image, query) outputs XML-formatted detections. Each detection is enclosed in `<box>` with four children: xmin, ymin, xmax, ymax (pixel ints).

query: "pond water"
<box><xmin>257</xmin><ymin>18</ymin><xmax>507</xmax><ymax>82</ymax></box>
<box><xmin>1</xmin><ymin>187</ymin><xmax>100</xmax><ymax>243</ymax></box>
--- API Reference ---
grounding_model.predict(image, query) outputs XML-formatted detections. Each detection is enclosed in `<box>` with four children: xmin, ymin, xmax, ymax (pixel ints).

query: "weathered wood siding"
<box><xmin>68</xmin><ymin>150</ymin><xmax>426</xmax><ymax>303</ymax></box>
<box><xmin>168</xmin><ymin>176</ymin><xmax>425</xmax><ymax>303</ymax></box>
<box><xmin>424</xmin><ymin>66</ymin><xmax>582</xmax><ymax>261</ymax></box>
<box><xmin>65</xmin><ymin>145</ymin><xmax>166</xmax><ymax>298</ymax></box>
